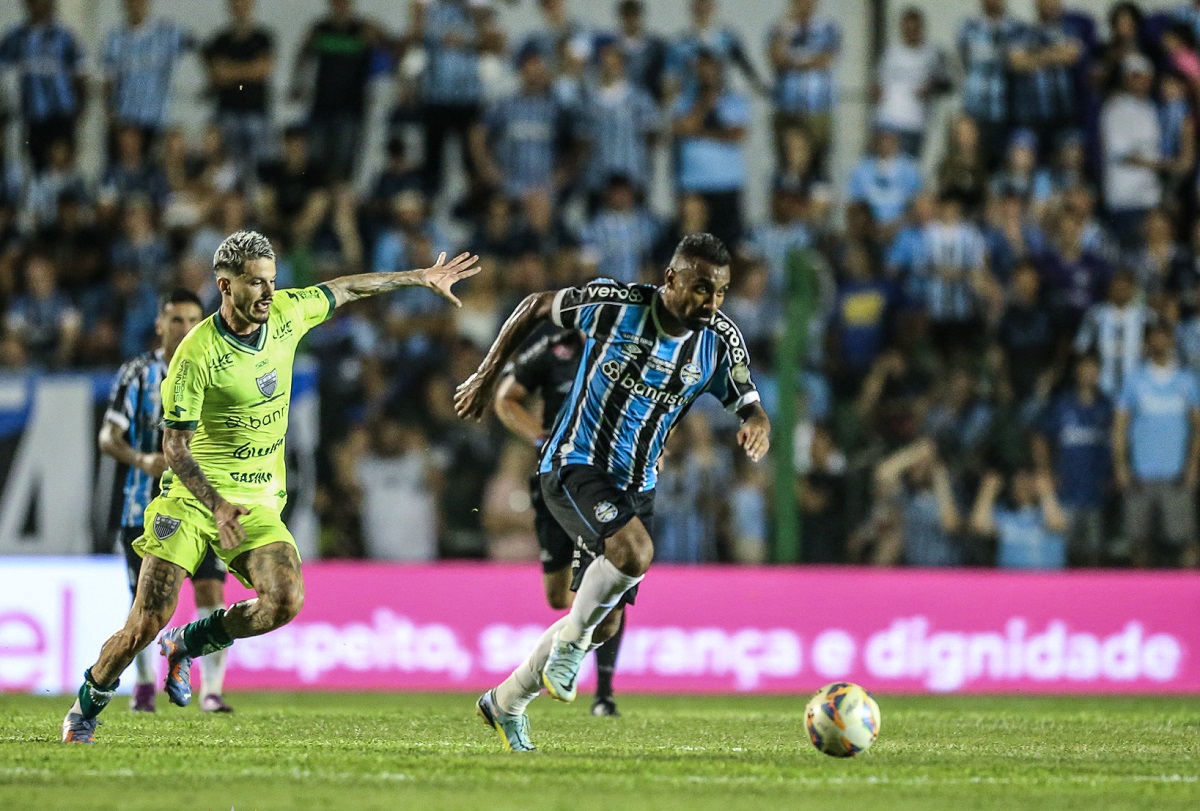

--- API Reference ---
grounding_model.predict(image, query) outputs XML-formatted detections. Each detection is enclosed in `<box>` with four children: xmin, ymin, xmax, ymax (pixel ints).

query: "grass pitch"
<box><xmin>1</xmin><ymin>692</ymin><xmax>1197</xmax><ymax>810</ymax></box>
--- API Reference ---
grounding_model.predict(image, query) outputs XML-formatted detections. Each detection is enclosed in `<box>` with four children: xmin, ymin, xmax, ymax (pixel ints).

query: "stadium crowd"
<box><xmin>2</xmin><ymin>0</ymin><xmax>1200</xmax><ymax>569</ymax></box>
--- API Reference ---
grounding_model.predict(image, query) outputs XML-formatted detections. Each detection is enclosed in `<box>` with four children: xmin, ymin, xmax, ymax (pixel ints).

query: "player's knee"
<box><xmin>606</xmin><ymin>526</ymin><xmax>653</xmax><ymax>577</ymax></box>
<box><xmin>128</xmin><ymin>611</ymin><xmax>169</xmax><ymax>648</ymax></box>
<box><xmin>263</xmin><ymin>587</ymin><xmax>304</xmax><ymax>628</ymax></box>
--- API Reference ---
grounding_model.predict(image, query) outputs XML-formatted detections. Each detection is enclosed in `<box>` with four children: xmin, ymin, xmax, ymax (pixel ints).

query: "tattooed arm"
<box><xmin>163</xmin><ymin>426</ymin><xmax>249</xmax><ymax>549</ymax></box>
<box><xmin>323</xmin><ymin>251</ymin><xmax>482</xmax><ymax>308</ymax></box>
<box><xmin>454</xmin><ymin>291</ymin><xmax>556</xmax><ymax>421</ymax></box>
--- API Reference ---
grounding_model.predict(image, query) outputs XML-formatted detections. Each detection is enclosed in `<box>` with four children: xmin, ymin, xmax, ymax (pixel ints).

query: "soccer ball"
<box><xmin>804</xmin><ymin>682</ymin><xmax>881</xmax><ymax>757</ymax></box>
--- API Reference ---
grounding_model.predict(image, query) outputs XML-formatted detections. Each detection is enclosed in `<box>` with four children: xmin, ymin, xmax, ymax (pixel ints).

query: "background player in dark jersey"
<box><xmin>99</xmin><ymin>289</ymin><xmax>235</xmax><ymax>714</ymax></box>
<box><xmin>495</xmin><ymin>327</ymin><xmax>627</xmax><ymax>717</ymax></box>
<box><xmin>456</xmin><ymin>233</ymin><xmax>771</xmax><ymax>751</ymax></box>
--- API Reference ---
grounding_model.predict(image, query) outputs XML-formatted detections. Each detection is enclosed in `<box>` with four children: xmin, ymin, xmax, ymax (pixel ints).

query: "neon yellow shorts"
<box><xmin>133</xmin><ymin>495</ymin><xmax>299</xmax><ymax>588</ymax></box>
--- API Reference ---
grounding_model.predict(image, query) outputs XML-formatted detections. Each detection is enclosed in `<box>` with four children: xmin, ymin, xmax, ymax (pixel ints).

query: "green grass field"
<box><xmin>1</xmin><ymin>692</ymin><xmax>1197</xmax><ymax>810</ymax></box>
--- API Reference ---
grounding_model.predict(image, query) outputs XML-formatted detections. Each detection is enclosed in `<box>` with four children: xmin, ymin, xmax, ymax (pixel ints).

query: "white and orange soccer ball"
<box><xmin>804</xmin><ymin>682</ymin><xmax>881</xmax><ymax>757</ymax></box>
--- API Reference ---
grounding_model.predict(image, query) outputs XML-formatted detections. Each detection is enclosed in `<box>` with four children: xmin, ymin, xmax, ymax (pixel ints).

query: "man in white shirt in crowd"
<box><xmin>873</xmin><ymin>7</ymin><xmax>951</xmax><ymax>160</ymax></box>
<box><xmin>1100</xmin><ymin>53</ymin><xmax>1162</xmax><ymax>251</ymax></box>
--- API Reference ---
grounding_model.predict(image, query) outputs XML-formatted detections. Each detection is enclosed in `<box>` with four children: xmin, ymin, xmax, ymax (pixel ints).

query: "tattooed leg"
<box><xmin>90</xmin><ymin>555</ymin><xmax>187</xmax><ymax>685</ymax></box>
<box><xmin>223</xmin><ymin>542</ymin><xmax>305</xmax><ymax>639</ymax></box>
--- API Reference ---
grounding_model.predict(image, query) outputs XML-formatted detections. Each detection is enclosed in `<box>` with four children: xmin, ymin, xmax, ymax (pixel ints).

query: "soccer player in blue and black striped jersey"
<box><xmin>98</xmin><ymin>290</ymin><xmax>234</xmax><ymax>714</ymax></box>
<box><xmin>457</xmin><ymin>233</ymin><xmax>771</xmax><ymax>751</ymax></box>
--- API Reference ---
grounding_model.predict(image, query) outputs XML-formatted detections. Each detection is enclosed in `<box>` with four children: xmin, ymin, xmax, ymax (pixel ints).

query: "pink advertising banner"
<box><xmin>2</xmin><ymin>560</ymin><xmax>1197</xmax><ymax>694</ymax></box>
<box><xmin>171</xmin><ymin>563</ymin><xmax>1200</xmax><ymax>695</ymax></box>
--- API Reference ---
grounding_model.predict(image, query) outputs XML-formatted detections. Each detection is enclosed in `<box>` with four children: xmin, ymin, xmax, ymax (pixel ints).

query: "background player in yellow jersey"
<box><xmin>62</xmin><ymin>231</ymin><xmax>481</xmax><ymax>743</ymax></box>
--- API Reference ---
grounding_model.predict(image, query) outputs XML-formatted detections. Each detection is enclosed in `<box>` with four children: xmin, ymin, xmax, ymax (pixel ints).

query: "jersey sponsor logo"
<box><xmin>272</xmin><ymin>320</ymin><xmax>295</xmax><ymax>341</ymax></box>
<box><xmin>285</xmin><ymin>288</ymin><xmax>324</xmax><ymax>302</ymax></box>
<box><xmin>225</xmin><ymin>402</ymin><xmax>289</xmax><ymax>430</ymax></box>
<box><xmin>594</xmin><ymin>501</ymin><xmax>618</xmax><ymax>523</ymax></box>
<box><xmin>731</xmin><ymin>363</ymin><xmax>751</xmax><ymax>384</ymax></box>
<box><xmin>602</xmin><ymin>359</ymin><xmax>687</xmax><ymax>406</ymax></box>
<box><xmin>587</xmin><ymin>284</ymin><xmax>646</xmax><ymax>304</ymax></box>
<box><xmin>229</xmin><ymin>471</ymin><xmax>273</xmax><ymax>484</ymax></box>
<box><xmin>711</xmin><ymin>315</ymin><xmax>748</xmax><ymax>364</ymax></box>
<box><xmin>232</xmin><ymin>436</ymin><xmax>286</xmax><ymax>460</ymax></box>
<box><xmin>256</xmin><ymin>369</ymin><xmax>278</xmax><ymax>397</ymax></box>
<box><xmin>646</xmin><ymin>356</ymin><xmax>676</xmax><ymax>374</ymax></box>
<box><xmin>209</xmin><ymin>352</ymin><xmax>235</xmax><ymax>374</ymax></box>
<box><xmin>256</xmin><ymin>358</ymin><xmax>270</xmax><ymax>369</ymax></box>
<box><xmin>152</xmin><ymin>514</ymin><xmax>181</xmax><ymax>540</ymax></box>
<box><xmin>680</xmin><ymin>362</ymin><xmax>703</xmax><ymax>385</ymax></box>
<box><xmin>170</xmin><ymin>404</ymin><xmax>185</xmax><ymax>418</ymax></box>
<box><xmin>172</xmin><ymin>360</ymin><xmax>192</xmax><ymax>403</ymax></box>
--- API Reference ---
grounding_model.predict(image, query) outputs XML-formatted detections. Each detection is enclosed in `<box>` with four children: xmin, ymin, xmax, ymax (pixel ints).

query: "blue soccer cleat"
<box><xmin>61</xmin><ymin>712</ymin><xmax>99</xmax><ymax>744</ymax></box>
<box><xmin>541</xmin><ymin>635</ymin><xmax>588</xmax><ymax>703</ymax></box>
<box><xmin>158</xmin><ymin>628</ymin><xmax>193</xmax><ymax>707</ymax></box>
<box><xmin>476</xmin><ymin>690</ymin><xmax>536</xmax><ymax>752</ymax></box>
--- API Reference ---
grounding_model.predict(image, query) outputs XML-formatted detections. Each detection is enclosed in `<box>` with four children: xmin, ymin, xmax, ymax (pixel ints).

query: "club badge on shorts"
<box><xmin>256</xmin><ymin>369</ymin><xmax>278</xmax><ymax>397</ymax></box>
<box><xmin>595</xmin><ymin>501</ymin><xmax>618</xmax><ymax>523</ymax></box>
<box><xmin>153</xmin><ymin>514</ymin><xmax>182</xmax><ymax>540</ymax></box>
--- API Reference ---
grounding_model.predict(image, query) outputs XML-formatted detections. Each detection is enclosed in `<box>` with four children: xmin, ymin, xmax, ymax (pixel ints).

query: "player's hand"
<box><xmin>737</xmin><ymin>412</ymin><xmax>771</xmax><ymax>463</ymax></box>
<box><xmin>139</xmin><ymin>452</ymin><xmax>169</xmax><ymax>478</ymax></box>
<box><xmin>419</xmin><ymin>252</ymin><xmax>483</xmax><ymax>308</ymax></box>
<box><xmin>454</xmin><ymin>369</ymin><xmax>497</xmax><ymax>422</ymax></box>
<box><xmin>214</xmin><ymin>501</ymin><xmax>251</xmax><ymax>550</ymax></box>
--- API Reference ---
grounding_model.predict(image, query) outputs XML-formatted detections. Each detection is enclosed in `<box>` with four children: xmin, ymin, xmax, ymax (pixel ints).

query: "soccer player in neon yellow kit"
<box><xmin>62</xmin><ymin>231</ymin><xmax>481</xmax><ymax>743</ymax></box>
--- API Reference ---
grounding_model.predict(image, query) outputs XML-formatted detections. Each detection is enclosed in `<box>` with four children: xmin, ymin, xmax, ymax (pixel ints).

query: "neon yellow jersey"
<box><xmin>159</xmin><ymin>285</ymin><xmax>335</xmax><ymax>509</ymax></box>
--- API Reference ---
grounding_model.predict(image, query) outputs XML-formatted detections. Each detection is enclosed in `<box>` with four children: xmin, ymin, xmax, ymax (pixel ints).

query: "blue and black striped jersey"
<box><xmin>104</xmin><ymin>349</ymin><xmax>166</xmax><ymax>529</ymax></box>
<box><xmin>539</xmin><ymin>279</ymin><xmax>759</xmax><ymax>492</ymax></box>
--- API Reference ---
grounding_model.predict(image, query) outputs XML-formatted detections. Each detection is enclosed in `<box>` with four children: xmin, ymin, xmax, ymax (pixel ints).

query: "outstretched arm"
<box><xmin>454</xmin><ymin>291</ymin><xmax>556</xmax><ymax>421</ymax></box>
<box><xmin>323</xmin><ymin>251</ymin><xmax>482</xmax><ymax>309</ymax></box>
<box><xmin>163</xmin><ymin>427</ymin><xmax>249</xmax><ymax>550</ymax></box>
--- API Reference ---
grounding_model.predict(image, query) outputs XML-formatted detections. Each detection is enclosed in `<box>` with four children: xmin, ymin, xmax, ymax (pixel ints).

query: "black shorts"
<box><xmin>117</xmin><ymin>525</ymin><xmax>227</xmax><ymax>597</ymax></box>
<box><xmin>530</xmin><ymin>475</ymin><xmax>575</xmax><ymax>574</ymax></box>
<box><xmin>539</xmin><ymin>465</ymin><xmax>655</xmax><ymax>606</ymax></box>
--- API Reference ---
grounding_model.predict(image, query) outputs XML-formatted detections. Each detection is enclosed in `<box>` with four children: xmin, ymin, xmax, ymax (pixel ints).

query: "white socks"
<box><xmin>494</xmin><ymin>617</ymin><xmax>569</xmax><ymax>716</ymax></box>
<box><xmin>491</xmin><ymin>557</ymin><xmax>643</xmax><ymax>717</ymax></box>
<box><xmin>134</xmin><ymin>645</ymin><xmax>156</xmax><ymax>685</ymax></box>
<box><xmin>196</xmin><ymin>605</ymin><xmax>228</xmax><ymax>696</ymax></box>
<box><xmin>558</xmin><ymin>557</ymin><xmax>643</xmax><ymax>647</ymax></box>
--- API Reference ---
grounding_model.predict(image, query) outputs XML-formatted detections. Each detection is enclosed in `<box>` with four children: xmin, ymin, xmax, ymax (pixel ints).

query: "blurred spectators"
<box><xmin>102</xmin><ymin>0</ymin><xmax>195</xmax><ymax>156</ymax></box>
<box><xmin>873</xmin><ymin>7</ymin><xmax>951</xmax><ymax>160</ymax></box>
<box><xmin>1100</xmin><ymin>53</ymin><xmax>1162</xmax><ymax>250</ymax></box>
<box><xmin>294</xmin><ymin>0</ymin><xmax>387</xmax><ymax>182</ymax></box>
<box><xmin>202</xmin><ymin>0</ymin><xmax>277</xmax><ymax>176</ymax></box>
<box><xmin>671</xmin><ymin>49</ymin><xmax>748</xmax><ymax>249</ymax></box>
<box><xmin>0</xmin><ymin>0</ymin><xmax>1198</xmax><ymax>572</ymax></box>
<box><xmin>957</xmin><ymin>0</ymin><xmax>1023</xmax><ymax>169</ymax></box>
<box><xmin>1113</xmin><ymin>320</ymin><xmax>1200</xmax><ymax>567</ymax></box>
<box><xmin>4</xmin><ymin>253</ymin><xmax>81</xmax><ymax>368</ymax></box>
<box><xmin>0</xmin><ymin>0</ymin><xmax>86</xmax><ymax>170</ymax></box>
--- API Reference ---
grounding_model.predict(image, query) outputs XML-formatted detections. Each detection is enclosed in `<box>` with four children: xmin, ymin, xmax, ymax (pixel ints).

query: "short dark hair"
<box><xmin>160</xmin><ymin>288</ymin><xmax>204</xmax><ymax>313</ymax></box>
<box><xmin>673</xmin><ymin>232</ymin><xmax>730</xmax><ymax>268</ymax></box>
<box><xmin>213</xmin><ymin>230</ymin><xmax>276</xmax><ymax>277</ymax></box>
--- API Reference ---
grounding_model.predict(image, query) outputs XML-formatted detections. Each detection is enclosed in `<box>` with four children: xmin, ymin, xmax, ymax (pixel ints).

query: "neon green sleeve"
<box><xmin>275</xmin><ymin>285</ymin><xmax>336</xmax><ymax>338</ymax></box>
<box><xmin>162</xmin><ymin>344</ymin><xmax>209</xmax><ymax>431</ymax></box>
